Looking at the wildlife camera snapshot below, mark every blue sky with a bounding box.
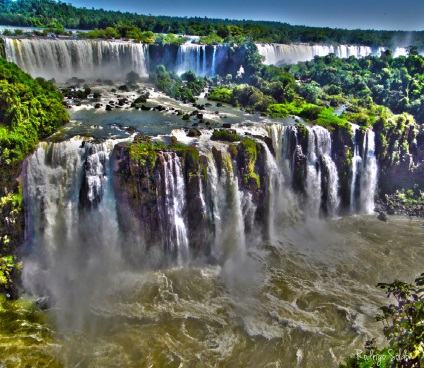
[69,0,424,31]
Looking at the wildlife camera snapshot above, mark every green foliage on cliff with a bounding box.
[0,58,69,185]
[238,137,260,188]
[211,129,241,142]
[129,135,165,167]
[0,57,68,294]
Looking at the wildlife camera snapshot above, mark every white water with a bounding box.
[211,46,217,76]
[305,126,340,216]
[360,130,378,214]
[349,124,362,213]
[176,44,208,76]
[4,38,149,81]
[23,138,122,330]
[158,152,190,264]
[256,43,411,66]
[349,126,378,214]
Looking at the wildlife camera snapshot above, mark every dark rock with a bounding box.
[377,211,388,222]
[187,128,202,137]
[192,123,199,127]
[197,114,203,119]
[216,102,223,107]
[94,103,102,109]
[141,105,151,111]
[205,103,212,107]
[222,123,232,129]
[105,105,113,111]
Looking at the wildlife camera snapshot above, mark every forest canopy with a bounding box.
[1,0,424,47]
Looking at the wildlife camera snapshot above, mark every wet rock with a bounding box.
[377,211,388,222]
[94,103,102,109]
[105,105,113,111]
[216,102,223,107]
[187,128,202,137]
[222,123,232,129]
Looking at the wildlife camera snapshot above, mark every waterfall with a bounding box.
[175,44,208,76]
[211,46,217,76]
[259,140,290,239]
[349,124,362,213]
[305,126,340,216]
[205,150,247,260]
[359,130,378,214]
[23,138,121,328]
[157,152,190,264]
[306,128,322,216]
[3,38,149,81]
[202,46,207,76]
[256,43,374,66]
[349,126,378,214]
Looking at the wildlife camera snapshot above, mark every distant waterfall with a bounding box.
[3,38,149,81]
[211,46,217,76]
[176,44,208,76]
[349,126,378,214]
[256,43,378,66]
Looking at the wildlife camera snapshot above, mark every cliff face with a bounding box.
[374,112,424,194]
[112,133,274,261]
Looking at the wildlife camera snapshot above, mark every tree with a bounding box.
[341,274,424,368]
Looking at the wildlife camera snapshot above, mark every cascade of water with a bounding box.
[3,38,149,81]
[202,46,206,76]
[23,139,120,328]
[259,140,286,239]
[349,124,362,213]
[175,44,209,76]
[256,43,374,66]
[205,149,247,259]
[305,127,322,216]
[196,46,201,75]
[211,46,217,76]
[348,126,378,214]
[158,152,190,264]
[359,130,378,214]
[305,126,340,216]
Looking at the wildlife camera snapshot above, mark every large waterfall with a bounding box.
[2,37,412,81]
[4,38,149,81]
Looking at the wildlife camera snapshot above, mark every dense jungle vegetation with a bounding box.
[0,56,69,295]
[1,0,424,47]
